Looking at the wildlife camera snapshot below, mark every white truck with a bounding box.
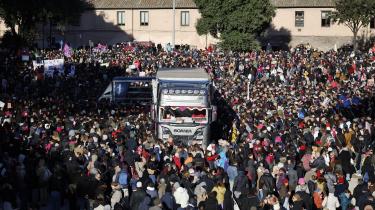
[152,68,217,148]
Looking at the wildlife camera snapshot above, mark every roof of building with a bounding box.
[90,0,197,9]
[90,0,336,9]
[271,0,336,8]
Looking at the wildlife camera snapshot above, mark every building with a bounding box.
[269,0,375,51]
[2,0,375,51]
[54,0,218,49]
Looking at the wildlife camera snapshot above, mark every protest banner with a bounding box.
[44,59,65,77]
[33,59,65,77]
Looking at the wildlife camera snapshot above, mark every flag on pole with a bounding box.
[64,43,72,58]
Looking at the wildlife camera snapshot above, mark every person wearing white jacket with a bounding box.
[322,193,340,210]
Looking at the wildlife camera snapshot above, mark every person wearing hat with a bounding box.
[295,178,309,194]
[146,182,158,199]
[129,181,146,210]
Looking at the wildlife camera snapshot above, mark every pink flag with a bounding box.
[64,43,72,58]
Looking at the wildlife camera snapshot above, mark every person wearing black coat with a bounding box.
[237,188,259,210]
[296,191,313,210]
[353,179,369,204]
[223,187,234,210]
[338,147,355,176]
[199,173,215,193]
[201,191,220,210]
[291,194,304,210]
[310,154,326,170]
[233,170,249,198]
[258,170,275,197]
[194,153,206,169]
[129,184,147,210]
[362,150,375,181]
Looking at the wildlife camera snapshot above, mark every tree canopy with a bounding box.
[194,0,275,51]
[331,0,375,50]
[0,0,91,47]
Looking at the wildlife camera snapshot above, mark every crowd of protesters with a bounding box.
[0,41,375,210]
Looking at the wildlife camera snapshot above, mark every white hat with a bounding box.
[136,181,142,188]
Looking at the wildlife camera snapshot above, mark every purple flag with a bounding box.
[64,43,72,58]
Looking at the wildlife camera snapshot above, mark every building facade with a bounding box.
[2,0,375,51]
[46,0,218,49]
[270,0,375,51]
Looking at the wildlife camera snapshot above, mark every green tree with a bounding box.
[331,0,375,51]
[0,0,91,47]
[44,0,91,33]
[194,0,275,51]
[0,0,42,44]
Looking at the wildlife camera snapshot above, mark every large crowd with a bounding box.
[0,41,375,210]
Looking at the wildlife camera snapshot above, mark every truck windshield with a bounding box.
[160,106,207,123]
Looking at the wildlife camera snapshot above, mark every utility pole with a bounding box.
[172,0,176,49]
[42,24,45,50]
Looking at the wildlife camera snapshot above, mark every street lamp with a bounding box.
[172,0,176,49]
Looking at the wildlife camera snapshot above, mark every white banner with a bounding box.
[33,59,65,77]
[44,59,64,77]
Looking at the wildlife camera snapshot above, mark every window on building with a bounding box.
[140,11,149,26]
[181,11,190,26]
[117,11,125,26]
[295,11,304,27]
[371,17,375,29]
[321,11,331,27]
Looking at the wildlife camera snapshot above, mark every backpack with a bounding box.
[118,170,128,187]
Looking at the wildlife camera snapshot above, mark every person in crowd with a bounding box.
[0,42,375,210]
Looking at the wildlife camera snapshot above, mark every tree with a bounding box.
[194,0,275,51]
[44,0,92,33]
[0,0,91,47]
[0,0,43,44]
[331,0,375,51]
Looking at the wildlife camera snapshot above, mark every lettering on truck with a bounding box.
[173,129,193,134]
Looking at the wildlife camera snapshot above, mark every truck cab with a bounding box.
[152,68,217,148]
